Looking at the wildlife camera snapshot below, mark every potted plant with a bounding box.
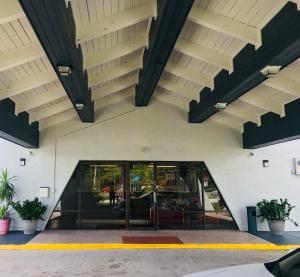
[257,198,298,235]
[12,198,47,234]
[0,169,16,235]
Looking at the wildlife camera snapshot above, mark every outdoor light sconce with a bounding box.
[142,147,150,153]
[75,102,85,110]
[39,187,49,198]
[214,102,227,111]
[57,64,72,76]
[260,65,281,78]
[20,158,26,166]
[263,160,269,167]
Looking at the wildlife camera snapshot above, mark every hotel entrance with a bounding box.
[47,161,237,230]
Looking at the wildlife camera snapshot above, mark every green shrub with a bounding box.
[12,198,47,221]
[257,198,298,227]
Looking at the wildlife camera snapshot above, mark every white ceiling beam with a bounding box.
[165,62,214,89]
[263,76,300,97]
[175,39,233,72]
[92,75,138,101]
[30,99,73,123]
[0,70,57,100]
[0,0,24,24]
[39,109,77,131]
[240,94,283,115]
[76,1,154,44]
[0,44,45,72]
[84,37,146,70]
[209,112,244,131]
[225,101,265,124]
[189,6,261,48]
[16,88,66,113]
[89,60,141,87]
[154,90,189,111]
[158,78,199,99]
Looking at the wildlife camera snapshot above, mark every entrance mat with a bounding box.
[122,236,183,244]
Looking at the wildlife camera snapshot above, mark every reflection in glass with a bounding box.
[129,163,154,228]
[156,165,204,229]
[47,161,236,230]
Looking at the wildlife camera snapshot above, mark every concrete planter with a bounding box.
[0,219,11,235]
[22,220,38,235]
[268,220,285,235]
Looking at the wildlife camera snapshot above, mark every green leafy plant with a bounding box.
[12,198,47,221]
[257,198,298,227]
[0,169,16,220]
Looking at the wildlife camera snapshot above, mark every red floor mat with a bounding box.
[122,236,183,244]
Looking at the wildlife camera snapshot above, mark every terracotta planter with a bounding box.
[0,219,11,235]
[22,220,37,235]
[268,220,285,235]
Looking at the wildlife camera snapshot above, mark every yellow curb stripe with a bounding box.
[0,244,299,251]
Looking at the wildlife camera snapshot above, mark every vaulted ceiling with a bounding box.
[0,0,299,148]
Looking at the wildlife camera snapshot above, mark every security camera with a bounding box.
[214,102,227,111]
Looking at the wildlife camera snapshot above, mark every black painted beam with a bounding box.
[0,99,39,148]
[243,98,300,149]
[189,2,300,123]
[19,0,94,122]
[135,0,194,106]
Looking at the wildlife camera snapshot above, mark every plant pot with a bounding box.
[268,220,285,235]
[22,220,37,235]
[0,219,11,235]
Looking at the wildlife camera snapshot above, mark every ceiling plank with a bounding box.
[158,78,198,99]
[89,60,140,88]
[92,75,138,101]
[19,0,94,122]
[189,5,261,48]
[0,98,39,148]
[0,70,57,100]
[264,76,300,97]
[84,37,146,70]
[165,62,213,88]
[76,1,154,44]
[175,39,233,72]
[30,99,73,123]
[135,0,195,106]
[0,43,44,72]
[0,0,24,24]
[240,93,283,115]
[189,3,300,123]
[16,88,65,113]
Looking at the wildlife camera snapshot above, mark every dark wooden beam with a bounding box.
[19,0,94,122]
[0,99,39,148]
[243,98,300,149]
[189,2,300,123]
[135,0,194,106]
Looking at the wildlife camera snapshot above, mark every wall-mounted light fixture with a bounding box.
[214,102,227,111]
[39,187,49,198]
[263,160,269,167]
[75,102,85,110]
[142,147,150,153]
[20,158,26,166]
[260,65,281,78]
[57,64,72,76]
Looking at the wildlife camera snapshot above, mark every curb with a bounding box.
[0,243,298,250]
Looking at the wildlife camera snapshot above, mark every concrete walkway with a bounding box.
[29,229,269,244]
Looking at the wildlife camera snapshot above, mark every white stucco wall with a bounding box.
[0,97,300,231]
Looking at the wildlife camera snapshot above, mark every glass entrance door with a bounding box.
[80,163,126,229]
[128,163,156,228]
[156,163,205,229]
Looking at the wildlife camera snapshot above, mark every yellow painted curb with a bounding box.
[0,243,299,251]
